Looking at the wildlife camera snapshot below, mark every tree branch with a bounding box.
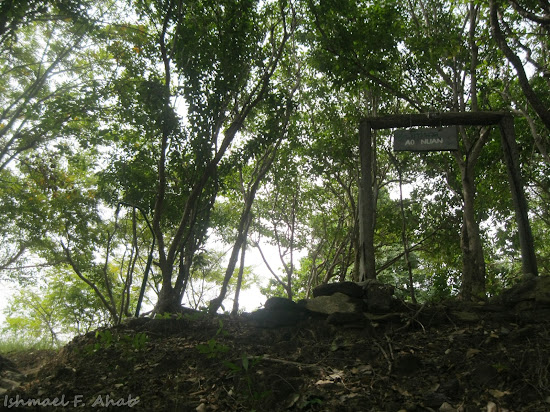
[489,0,550,131]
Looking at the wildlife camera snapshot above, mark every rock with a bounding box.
[247,297,312,328]
[310,280,396,314]
[264,296,305,312]
[499,277,537,305]
[358,279,395,313]
[535,276,550,305]
[497,275,550,310]
[312,282,364,299]
[326,312,370,328]
[247,308,307,328]
[265,297,312,317]
[305,292,365,315]
[439,402,459,412]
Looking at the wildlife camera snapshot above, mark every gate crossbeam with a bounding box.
[365,111,509,129]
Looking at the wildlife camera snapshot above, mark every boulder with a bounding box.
[357,278,395,295]
[247,308,306,328]
[358,279,395,313]
[535,276,550,305]
[312,281,364,299]
[247,296,312,328]
[305,292,365,315]
[264,296,308,313]
[497,275,550,310]
[326,312,370,328]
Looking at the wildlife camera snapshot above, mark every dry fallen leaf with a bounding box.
[486,401,509,412]
[285,393,300,408]
[439,401,457,412]
[328,373,343,382]
[391,384,412,397]
[488,389,510,398]
[352,364,373,374]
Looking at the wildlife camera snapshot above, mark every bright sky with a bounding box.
[0,280,13,325]
[0,244,275,332]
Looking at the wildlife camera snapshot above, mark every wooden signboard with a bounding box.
[393,127,458,152]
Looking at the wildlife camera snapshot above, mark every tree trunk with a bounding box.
[231,234,249,315]
[447,121,491,302]
[499,116,538,276]
[459,163,486,300]
[209,219,250,314]
[175,243,194,303]
[358,120,376,280]
[208,141,282,314]
[154,281,182,315]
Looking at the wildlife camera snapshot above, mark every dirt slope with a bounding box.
[2,300,549,412]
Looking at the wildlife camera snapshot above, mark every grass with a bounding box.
[0,337,60,354]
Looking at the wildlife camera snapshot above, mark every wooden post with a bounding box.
[358,120,376,280]
[499,116,538,276]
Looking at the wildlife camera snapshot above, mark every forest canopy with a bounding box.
[1,0,549,345]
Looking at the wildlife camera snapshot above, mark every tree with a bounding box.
[489,0,550,132]
[99,0,295,314]
[3,269,112,346]
[1,0,295,319]
[209,80,298,313]
[0,1,109,273]
[304,0,422,282]
[175,249,257,311]
[295,78,363,290]
[251,146,310,300]
[303,0,541,300]
[383,1,509,299]
[3,0,550,340]
[22,142,152,324]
